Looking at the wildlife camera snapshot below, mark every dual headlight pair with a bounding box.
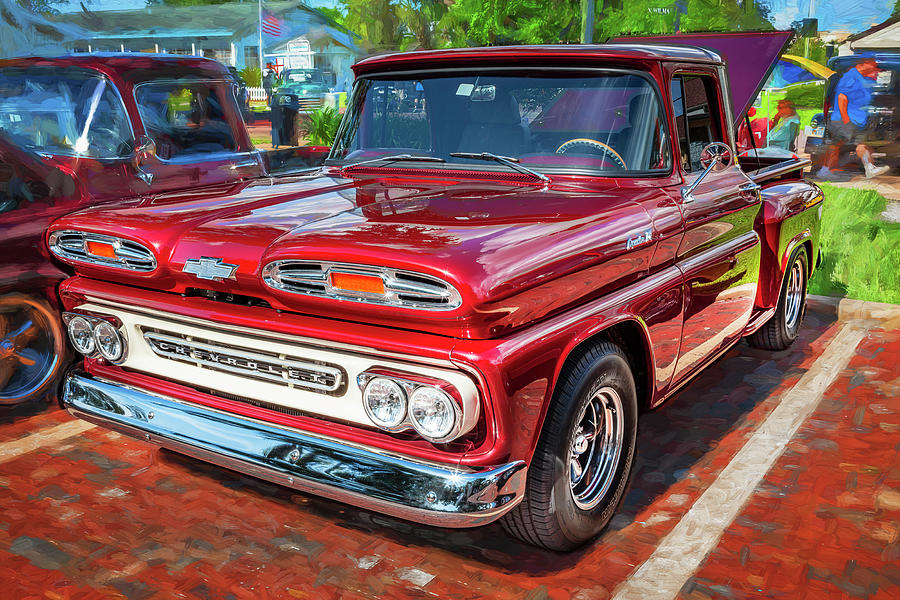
[63,313,126,363]
[359,371,464,443]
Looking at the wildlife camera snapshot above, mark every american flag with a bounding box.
[261,12,282,37]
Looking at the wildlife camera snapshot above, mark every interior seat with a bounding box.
[456,93,526,157]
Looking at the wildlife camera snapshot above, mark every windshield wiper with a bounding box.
[339,154,445,173]
[449,152,550,184]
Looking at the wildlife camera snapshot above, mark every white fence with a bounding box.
[248,86,268,102]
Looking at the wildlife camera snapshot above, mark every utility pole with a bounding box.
[581,0,595,43]
[258,0,264,74]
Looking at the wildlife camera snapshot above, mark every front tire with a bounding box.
[0,294,66,405]
[501,341,638,551]
[748,247,808,351]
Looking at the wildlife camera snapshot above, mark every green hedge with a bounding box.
[782,82,825,109]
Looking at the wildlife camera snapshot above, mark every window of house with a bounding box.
[670,74,723,172]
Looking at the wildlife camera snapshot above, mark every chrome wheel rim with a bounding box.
[569,386,624,510]
[0,300,60,403]
[784,258,805,332]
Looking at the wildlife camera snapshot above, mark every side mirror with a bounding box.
[681,142,733,203]
[132,134,156,186]
[699,142,732,171]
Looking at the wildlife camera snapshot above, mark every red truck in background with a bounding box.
[0,53,264,405]
[51,33,822,550]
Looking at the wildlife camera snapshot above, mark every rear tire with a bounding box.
[501,341,638,551]
[748,247,808,351]
[0,294,66,405]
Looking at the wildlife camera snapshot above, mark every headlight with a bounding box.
[279,95,293,105]
[409,386,458,441]
[363,377,407,430]
[93,321,124,362]
[67,316,95,355]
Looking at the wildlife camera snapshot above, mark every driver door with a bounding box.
[669,71,762,387]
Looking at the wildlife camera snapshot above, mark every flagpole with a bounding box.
[258,0,264,76]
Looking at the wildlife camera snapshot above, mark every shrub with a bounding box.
[240,65,262,88]
[783,82,825,109]
[300,106,342,146]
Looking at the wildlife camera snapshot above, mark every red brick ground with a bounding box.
[0,306,896,599]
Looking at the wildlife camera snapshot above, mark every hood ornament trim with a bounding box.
[183,257,239,281]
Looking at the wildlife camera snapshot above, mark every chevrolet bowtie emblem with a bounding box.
[183,257,238,281]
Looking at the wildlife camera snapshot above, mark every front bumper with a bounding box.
[63,372,526,528]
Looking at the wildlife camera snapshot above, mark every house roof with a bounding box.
[847,16,900,50]
[49,1,359,52]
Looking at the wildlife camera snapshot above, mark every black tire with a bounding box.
[0,294,67,405]
[501,341,638,551]
[748,246,809,351]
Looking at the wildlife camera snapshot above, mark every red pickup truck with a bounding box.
[0,54,263,405]
[51,34,822,550]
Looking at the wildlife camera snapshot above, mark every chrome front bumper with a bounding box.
[63,372,526,528]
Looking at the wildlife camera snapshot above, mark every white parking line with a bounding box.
[611,324,866,600]
[0,420,96,465]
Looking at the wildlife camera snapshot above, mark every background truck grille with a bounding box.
[261,261,462,311]
[143,329,345,394]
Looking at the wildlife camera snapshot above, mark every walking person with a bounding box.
[817,58,890,179]
[263,64,276,107]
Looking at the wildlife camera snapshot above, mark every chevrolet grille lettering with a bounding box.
[183,257,239,281]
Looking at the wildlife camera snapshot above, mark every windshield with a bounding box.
[331,71,671,175]
[283,70,324,85]
[0,67,132,159]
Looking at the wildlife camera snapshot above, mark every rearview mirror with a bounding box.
[681,142,733,203]
[132,134,156,186]
[699,142,732,172]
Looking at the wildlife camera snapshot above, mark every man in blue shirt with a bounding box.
[817,58,889,179]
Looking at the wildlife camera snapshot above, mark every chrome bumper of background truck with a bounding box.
[63,372,526,528]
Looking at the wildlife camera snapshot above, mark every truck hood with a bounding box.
[50,171,659,338]
[609,31,793,124]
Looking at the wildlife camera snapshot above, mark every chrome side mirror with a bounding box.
[132,134,156,186]
[681,142,733,203]
[699,142,732,171]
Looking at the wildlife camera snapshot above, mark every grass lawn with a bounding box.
[809,184,900,305]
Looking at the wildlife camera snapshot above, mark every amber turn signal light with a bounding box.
[329,272,386,295]
[86,241,117,259]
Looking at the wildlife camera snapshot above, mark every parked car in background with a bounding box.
[812,53,900,171]
[54,34,822,551]
[0,53,264,404]
[270,68,330,147]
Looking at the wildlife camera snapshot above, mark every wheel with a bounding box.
[501,341,638,551]
[748,246,808,351]
[0,294,66,405]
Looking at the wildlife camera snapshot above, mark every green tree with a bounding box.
[441,0,580,46]
[597,0,772,40]
[339,0,402,52]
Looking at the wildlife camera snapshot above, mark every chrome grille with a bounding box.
[297,97,323,111]
[143,330,345,394]
[261,261,462,311]
[48,230,156,272]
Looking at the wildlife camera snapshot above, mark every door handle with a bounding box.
[739,181,761,201]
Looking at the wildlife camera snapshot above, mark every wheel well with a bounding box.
[562,320,652,411]
[802,240,814,275]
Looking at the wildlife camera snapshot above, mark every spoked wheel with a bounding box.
[502,341,638,551]
[748,247,808,351]
[0,294,66,405]
[569,387,625,510]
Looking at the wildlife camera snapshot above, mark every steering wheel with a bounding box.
[555,138,628,170]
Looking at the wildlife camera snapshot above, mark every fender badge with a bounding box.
[626,229,654,251]
[183,257,238,281]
